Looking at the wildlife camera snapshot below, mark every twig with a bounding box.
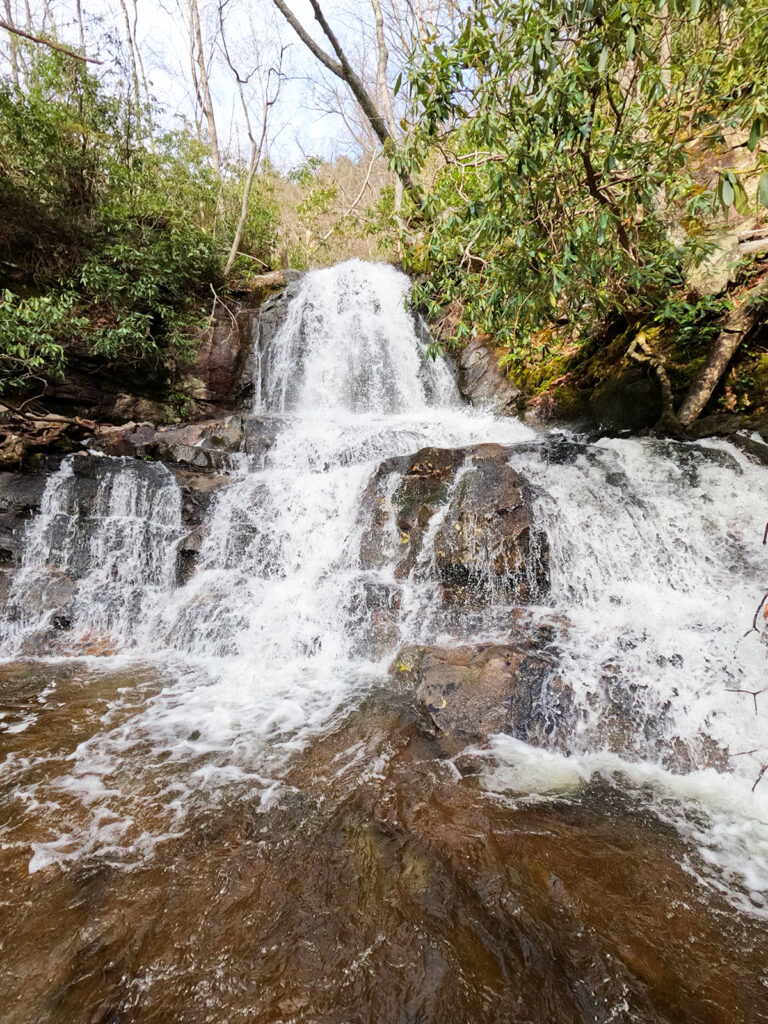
[753,763,768,792]
[725,687,767,714]
[744,590,768,636]
[209,284,238,326]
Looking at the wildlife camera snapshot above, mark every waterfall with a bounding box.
[2,456,182,654]
[3,260,768,914]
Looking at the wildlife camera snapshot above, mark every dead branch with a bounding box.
[725,687,767,714]
[677,273,768,427]
[0,18,102,62]
[743,589,768,637]
[0,398,95,428]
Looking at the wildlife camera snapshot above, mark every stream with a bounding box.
[1,260,768,1023]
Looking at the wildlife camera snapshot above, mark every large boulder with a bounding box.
[457,336,522,414]
[391,641,570,753]
[0,462,55,565]
[359,444,549,605]
[434,447,550,603]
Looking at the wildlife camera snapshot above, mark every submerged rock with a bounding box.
[391,641,569,753]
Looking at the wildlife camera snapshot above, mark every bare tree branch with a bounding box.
[0,18,102,62]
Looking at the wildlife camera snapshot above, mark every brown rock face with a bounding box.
[392,642,569,752]
[359,444,549,605]
[457,337,521,414]
[193,275,300,408]
[193,308,254,406]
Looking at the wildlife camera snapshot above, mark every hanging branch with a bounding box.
[0,19,102,62]
[270,0,420,200]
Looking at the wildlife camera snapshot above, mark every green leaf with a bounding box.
[690,0,700,14]
[393,71,403,96]
[626,26,636,56]
[732,178,750,216]
[721,177,734,208]
[748,118,763,152]
[759,171,768,209]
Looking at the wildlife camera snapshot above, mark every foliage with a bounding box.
[0,290,82,393]
[400,0,768,365]
[0,52,278,398]
[654,293,733,359]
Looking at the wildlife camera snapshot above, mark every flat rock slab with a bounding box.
[391,642,568,753]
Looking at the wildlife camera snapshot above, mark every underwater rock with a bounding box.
[391,641,569,753]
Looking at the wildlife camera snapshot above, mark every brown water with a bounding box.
[1,660,768,1024]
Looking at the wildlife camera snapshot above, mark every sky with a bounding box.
[0,0,390,168]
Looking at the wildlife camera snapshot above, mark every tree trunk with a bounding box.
[659,2,672,91]
[371,0,403,236]
[118,0,143,135]
[131,0,154,148]
[677,276,768,427]
[2,0,20,85]
[75,0,85,50]
[188,0,221,176]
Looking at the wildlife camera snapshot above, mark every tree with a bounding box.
[271,0,419,198]
[401,0,768,424]
[217,0,285,274]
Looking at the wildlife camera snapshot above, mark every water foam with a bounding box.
[2,261,767,914]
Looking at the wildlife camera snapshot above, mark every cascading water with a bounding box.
[3,261,768,1022]
[2,456,182,654]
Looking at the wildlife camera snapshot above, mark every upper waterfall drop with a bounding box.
[253,260,457,415]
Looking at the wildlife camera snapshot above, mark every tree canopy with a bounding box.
[399,0,768,364]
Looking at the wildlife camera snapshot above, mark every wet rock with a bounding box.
[3,567,77,640]
[730,431,768,466]
[359,446,459,579]
[391,642,570,753]
[92,414,280,470]
[434,447,549,603]
[347,580,403,659]
[457,337,521,414]
[243,276,304,410]
[0,463,55,565]
[359,444,549,605]
[193,275,301,408]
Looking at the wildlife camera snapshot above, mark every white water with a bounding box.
[2,259,768,914]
